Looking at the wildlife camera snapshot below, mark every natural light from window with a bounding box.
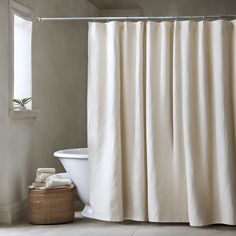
[14,14,32,109]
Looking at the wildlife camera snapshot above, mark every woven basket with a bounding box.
[28,186,75,224]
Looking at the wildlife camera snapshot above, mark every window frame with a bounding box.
[9,1,38,120]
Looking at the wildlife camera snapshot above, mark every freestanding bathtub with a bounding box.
[53,148,92,218]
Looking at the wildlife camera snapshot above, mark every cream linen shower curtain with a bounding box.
[88,20,236,226]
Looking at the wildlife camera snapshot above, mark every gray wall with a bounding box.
[140,0,236,16]
[0,0,98,224]
[31,0,98,177]
[0,0,34,224]
[0,0,11,213]
[90,0,236,16]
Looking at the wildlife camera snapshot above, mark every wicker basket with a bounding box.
[28,186,75,224]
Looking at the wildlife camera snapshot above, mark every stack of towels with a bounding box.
[29,168,73,190]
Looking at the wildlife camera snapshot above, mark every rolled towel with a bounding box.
[35,173,55,183]
[46,178,72,189]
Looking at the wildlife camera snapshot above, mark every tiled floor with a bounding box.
[0,213,236,236]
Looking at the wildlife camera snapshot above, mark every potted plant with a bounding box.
[12,97,32,110]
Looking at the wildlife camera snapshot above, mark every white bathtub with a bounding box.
[54,148,92,217]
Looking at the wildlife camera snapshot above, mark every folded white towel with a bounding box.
[37,168,56,174]
[46,179,72,188]
[29,184,74,190]
[46,172,71,181]
[32,182,46,187]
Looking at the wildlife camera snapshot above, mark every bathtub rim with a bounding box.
[54,148,88,159]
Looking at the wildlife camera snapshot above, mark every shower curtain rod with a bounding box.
[25,15,236,22]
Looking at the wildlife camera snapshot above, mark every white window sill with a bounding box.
[9,109,39,121]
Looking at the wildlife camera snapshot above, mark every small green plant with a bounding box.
[13,97,32,109]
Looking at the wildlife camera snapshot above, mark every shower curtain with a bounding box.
[88,20,236,226]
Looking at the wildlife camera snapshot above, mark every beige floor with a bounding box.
[0,213,236,236]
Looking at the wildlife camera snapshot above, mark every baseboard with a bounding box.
[0,199,28,224]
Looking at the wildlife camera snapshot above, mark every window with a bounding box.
[13,14,32,110]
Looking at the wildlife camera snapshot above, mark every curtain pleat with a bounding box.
[88,20,236,226]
